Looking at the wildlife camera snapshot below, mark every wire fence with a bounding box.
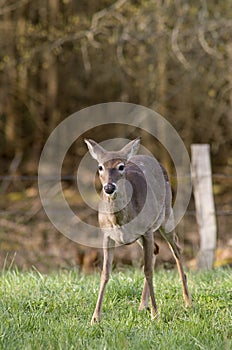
[0,173,232,217]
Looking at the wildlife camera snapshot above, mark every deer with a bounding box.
[84,137,192,324]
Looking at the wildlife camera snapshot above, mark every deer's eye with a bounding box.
[117,163,125,172]
[98,165,104,172]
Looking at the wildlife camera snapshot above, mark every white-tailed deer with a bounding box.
[85,138,192,324]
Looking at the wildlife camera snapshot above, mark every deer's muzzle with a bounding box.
[103,183,117,195]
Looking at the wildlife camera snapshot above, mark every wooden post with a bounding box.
[191,144,217,269]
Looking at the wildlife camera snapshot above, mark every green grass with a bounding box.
[0,267,231,350]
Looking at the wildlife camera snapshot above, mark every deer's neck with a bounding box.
[100,181,141,227]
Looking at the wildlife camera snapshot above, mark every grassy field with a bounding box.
[0,267,231,350]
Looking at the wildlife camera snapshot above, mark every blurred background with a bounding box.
[0,0,232,272]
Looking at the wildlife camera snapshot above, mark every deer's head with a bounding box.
[84,138,141,197]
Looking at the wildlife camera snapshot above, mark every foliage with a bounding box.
[0,0,232,173]
[0,267,231,349]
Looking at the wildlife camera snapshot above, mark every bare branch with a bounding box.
[198,0,223,59]
[116,40,135,78]
[1,151,23,194]
[85,31,101,49]
[91,0,127,31]
[171,17,191,70]
[0,0,31,16]
[81,40,91,74]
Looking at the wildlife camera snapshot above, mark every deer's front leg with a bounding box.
[139,239,159,311]
[141,230,158,319]
[91,236,115,324]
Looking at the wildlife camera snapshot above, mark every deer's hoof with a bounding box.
[90,314,101,325]
[151,308,159,321]
[138,304,150,312]
[185,298,193,308]
[139,302,150,311]
[151,312,159,321]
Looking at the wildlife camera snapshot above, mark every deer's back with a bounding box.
[126,154,169,201]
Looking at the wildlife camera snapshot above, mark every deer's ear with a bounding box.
[84,139,106,162]
[120,137,141,160]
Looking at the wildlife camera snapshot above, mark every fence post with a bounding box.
[191,144,217,269]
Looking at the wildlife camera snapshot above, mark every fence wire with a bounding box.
[1,174,232,217]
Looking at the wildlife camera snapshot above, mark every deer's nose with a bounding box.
[104,183,116,195]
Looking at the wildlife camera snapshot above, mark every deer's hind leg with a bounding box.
[159,227,192,308]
